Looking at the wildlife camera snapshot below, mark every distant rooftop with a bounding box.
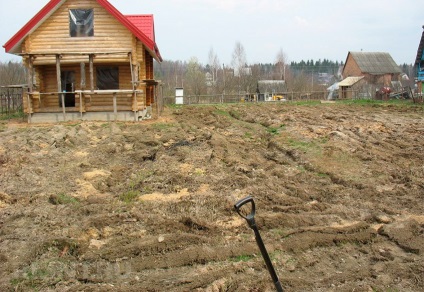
[349,52,402,75]
[338,76,364,87]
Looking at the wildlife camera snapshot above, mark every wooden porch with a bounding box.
[22,51,159,123]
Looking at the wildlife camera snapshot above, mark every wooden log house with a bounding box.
[3,0,162,122]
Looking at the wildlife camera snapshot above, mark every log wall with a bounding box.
[25,0,133,61]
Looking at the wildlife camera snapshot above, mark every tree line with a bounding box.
[0,61,26,86]
[155,43,346,97]
[0,42,416,98]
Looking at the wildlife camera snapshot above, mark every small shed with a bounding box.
[257,80,287,101]
[338,76,366,99]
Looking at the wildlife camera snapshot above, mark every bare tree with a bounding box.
[275,48,288,80]
[230,42,250,94]
[285,69,311,93]
[231,41,247,78]
[155,60,186,96]
[0,61,26,86]
[185,57,206,96]
[208,48,220,84]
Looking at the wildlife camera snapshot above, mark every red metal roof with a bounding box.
[3,0,162,61]
[126,15,155,43]
[3,0,64,54]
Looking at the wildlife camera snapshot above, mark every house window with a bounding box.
[96,67,119,90]
[69,9,94,37]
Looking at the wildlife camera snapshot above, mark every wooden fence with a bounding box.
[0,86,25,118]
[162,91,333,105]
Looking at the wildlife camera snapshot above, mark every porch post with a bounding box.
[89,54,94,92]
[79,91,83,119]
[80,62,86,90]
[113,92,117,121]
[26,55,34,123]
[80,62,86,117]
[129,52,137,121]
[56,54,66,121]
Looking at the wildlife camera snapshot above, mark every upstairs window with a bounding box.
[69,9,94,37]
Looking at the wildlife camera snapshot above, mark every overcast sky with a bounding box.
[1,0,422,66]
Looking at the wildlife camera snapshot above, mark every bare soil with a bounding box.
[0,102,423,292]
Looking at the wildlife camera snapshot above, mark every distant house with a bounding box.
[415,25,424,95]
[340,51,401,99]
[234,67,252,77]
[3,0,162,123]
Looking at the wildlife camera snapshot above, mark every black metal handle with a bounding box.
[234,195,255,221]
[234,196,284,292]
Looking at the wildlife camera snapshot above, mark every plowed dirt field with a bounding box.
[0,101,423,291]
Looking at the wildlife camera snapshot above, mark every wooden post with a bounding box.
[133,91,137,121]
[6,88,10,115]
[80,62,86,90]
[56,54,66,121]
[80,62,86,117]
[26,56,34,123]
[26,93,31,123]
[129,53,134,88]
[113,92,117,121]
[155,85,159,118]
[89,54,94,92]
[129,52,137,121]
[79,91,83,119]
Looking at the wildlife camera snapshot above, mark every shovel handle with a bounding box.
[234,196,284,292]
[234,196,256,221]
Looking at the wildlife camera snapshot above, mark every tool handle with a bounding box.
[253,228,284,292]
[234,195,256,221]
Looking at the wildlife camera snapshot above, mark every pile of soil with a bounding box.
[0,102,423,291]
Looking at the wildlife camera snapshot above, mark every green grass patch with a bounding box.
[48,193,79,205]
[338,98,420,107]
[316,172,329,178]
[228,110,241,119]
[288,139,315,151]
[213,108,231,117]
[166,104,183,109]
[120,170,155,203]
[289,100,322,106]
[10,258,71,290]
[119,190,140,203]
[152,123,176,131]
[270,228,292,238]
[231,254,255,262]
[286,135,328,155]
[0,110,25,120]
[267,124,285,135]
[244,132,253,139]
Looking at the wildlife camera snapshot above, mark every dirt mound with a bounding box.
[0,102,423,291]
